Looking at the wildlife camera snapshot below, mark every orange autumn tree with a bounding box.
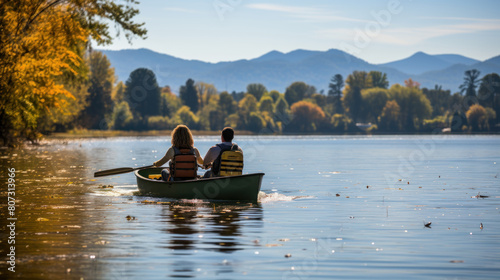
[288,101,326,132]
[0,0,146,145]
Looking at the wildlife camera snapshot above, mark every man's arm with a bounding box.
[203,146,220,168]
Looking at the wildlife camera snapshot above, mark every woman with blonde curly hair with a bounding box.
[153,125,204,180]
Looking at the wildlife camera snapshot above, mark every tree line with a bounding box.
[77,53,499,136]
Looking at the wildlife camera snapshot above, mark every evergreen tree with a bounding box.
[328,74,344,114]
[124,68,161,119]
[180,78,199,113]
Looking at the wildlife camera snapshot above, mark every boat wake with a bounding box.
[90,185,311,203]
[258,191,313,203]
[90,184,137,197]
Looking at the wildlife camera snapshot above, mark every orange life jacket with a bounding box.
[170,147,197,180]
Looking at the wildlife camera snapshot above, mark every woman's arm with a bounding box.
[194,148,204,165]
[154,147,174,167]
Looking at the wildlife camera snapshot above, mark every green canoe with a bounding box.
[135,167,264,201]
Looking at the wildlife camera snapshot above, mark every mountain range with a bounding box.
[100,48,500,94]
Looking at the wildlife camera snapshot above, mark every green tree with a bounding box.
[113,81,126,103]
[274,96,291,127]
[328,74,344,114]
[147,116,171,130]
[0,0,146,145]
[422,85,451,117]
[369,71,389,89]
[477,73,500,123]
[218,91,237,116]
[343,71,373,122]
[160,86,182,118]
[174,106,198,129]
[259,96,274,113]
[247,83,267,101]
[450,110,467,132]
[285,81,313,106]
[309,93,327,110]
[80,51,115,129]
[112,101,134,130]
[361,88,390,124]
[460,69,481,98]
[196,82,217,110]
[247,112,265,132]
[209,110,225,131]
[239,94,258,115]
[231,94,259,130]
[124,68,161,120]
[197,93,219,130]
[378,100,401,132]
[268,90,281,102]
[388,84,432,131]
[180,78,199,113]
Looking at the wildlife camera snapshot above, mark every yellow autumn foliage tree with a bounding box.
[0,0,146,145]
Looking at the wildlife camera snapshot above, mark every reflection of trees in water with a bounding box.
[161,202,263,253]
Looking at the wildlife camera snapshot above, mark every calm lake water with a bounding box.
[1,135,499,279]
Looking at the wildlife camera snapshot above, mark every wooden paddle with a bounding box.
[94,165,154,177]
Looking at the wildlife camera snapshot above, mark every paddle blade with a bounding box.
[94,167,134,177]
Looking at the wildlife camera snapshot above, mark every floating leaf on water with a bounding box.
[450,260,464,263]
[265,244,283,247]
[335,194,340,197]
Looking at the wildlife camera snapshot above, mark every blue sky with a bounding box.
[101,0,500,64]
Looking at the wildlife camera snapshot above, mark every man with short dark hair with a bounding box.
[203,127,243,177]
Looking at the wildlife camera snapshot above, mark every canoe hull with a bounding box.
[135,168,264,201]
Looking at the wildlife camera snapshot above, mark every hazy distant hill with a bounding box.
[378,51,479,75]
[100,48,500,93]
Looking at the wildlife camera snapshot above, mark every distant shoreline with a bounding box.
[45,129,500,140]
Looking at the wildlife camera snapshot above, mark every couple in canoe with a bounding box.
[153,125,243,181]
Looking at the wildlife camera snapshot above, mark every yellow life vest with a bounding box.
[215,144,243,176]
